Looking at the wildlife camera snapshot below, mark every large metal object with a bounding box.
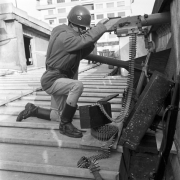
[119,71,174,150]
[154,76,180,180]
[104,12,170,35]
[86,12,171,69]
[79,102,112,129]
[153,1,180,179]
[86,49,171,74]
[79,94,118,129]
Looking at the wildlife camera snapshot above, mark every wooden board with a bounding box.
[0,143,121,171]
[0,170,83,180]
[0,63,125,180]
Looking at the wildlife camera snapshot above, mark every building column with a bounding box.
[14,20,27,72]
[170,0,180,75]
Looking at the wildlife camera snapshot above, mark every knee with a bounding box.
[73,81,84,92]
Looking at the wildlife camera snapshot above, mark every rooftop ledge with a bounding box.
[0,3,53,34]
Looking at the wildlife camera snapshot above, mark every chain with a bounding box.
[89,133,117,160]
[77,133,117,168]
[95,97,130,123]
[91,33,137,124]
[77,33,137,173]
[91,124,119,141]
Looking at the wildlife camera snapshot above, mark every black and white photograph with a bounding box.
[0,0,178,180]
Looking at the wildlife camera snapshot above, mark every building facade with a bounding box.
[36,0,136,57]
[0,3,52,72]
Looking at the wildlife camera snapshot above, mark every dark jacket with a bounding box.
[41,23,106,91]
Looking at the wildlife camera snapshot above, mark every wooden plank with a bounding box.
[0,78,127,82]
[37,91,124,97]
[0,90,32,94]
[0,81,127,85]
[0,160,119,180]
[0,170,83,180]
[0,115,123,153]
[0,143,121,171]
[19,95,122,104]
[0,126,123,152]
[0,84,126,89]
[0,103,122,113]
[0,61,125,179]
[79,77,125,80]
[0,127,86,149]
[0,87,42,106]
[0,75,119,80]
[0,88,124,93]
[0,111,122,122]
[0,116,85,130]
[0,110,121,121]
[0,89,124,95]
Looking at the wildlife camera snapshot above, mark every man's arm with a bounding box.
[62,24,106,52]
[81,45,95,59]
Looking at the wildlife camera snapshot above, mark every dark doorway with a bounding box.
[23,35,33,66]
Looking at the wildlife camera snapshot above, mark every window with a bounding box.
[58,8,66,13]
[57,0,65,3]
[107,13,114,18]
[96,4,103,9]
[91,14,94,20]
[47,0,52,5]
[59,18,67,23]
[106,2,114,8]
[118,12,125,17]
[83,4,94,10]
[48,9,53,15]
[96,14,104,19]
[117,1,125,7]
[49,20,55,25]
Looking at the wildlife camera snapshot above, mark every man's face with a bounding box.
[70,23,88,35]
[78,26,87,34]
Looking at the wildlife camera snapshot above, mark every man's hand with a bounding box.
[102,17,122,32]
[97,18,109,25]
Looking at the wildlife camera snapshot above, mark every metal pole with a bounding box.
[14,0,17,7]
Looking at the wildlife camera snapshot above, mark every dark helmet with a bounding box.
[67,5,91,28]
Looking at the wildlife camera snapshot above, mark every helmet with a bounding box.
[67,5,91,28]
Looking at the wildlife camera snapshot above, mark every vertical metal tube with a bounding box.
[170,0,180,76]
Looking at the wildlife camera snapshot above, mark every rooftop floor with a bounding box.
[0,60,127,180]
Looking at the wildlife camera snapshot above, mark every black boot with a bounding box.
[16,103,51,122]
[59,103,82,138]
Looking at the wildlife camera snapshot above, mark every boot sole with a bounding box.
[59,130,83,138]
[16,103,37,122]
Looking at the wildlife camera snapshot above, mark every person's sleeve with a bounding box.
[62,23,106,52]
[81,45,95,59]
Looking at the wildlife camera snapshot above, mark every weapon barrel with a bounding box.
[141,12,170,27]
[85,54,142,71]
[85,54,129,70]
